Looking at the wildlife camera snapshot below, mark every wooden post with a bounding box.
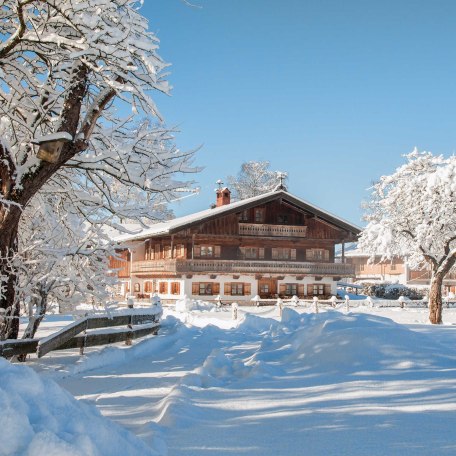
[125,314,133,346]
[277,298,283,317]
[341,241,345,264]
[345,295,350,313]
[80,319,89,355]
[232,303,238,320]
[313,296,319,314]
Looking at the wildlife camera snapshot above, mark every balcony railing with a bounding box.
[239,223,307,237]
[131,259,354,276]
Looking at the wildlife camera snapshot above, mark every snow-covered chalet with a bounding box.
[110,187,361,303]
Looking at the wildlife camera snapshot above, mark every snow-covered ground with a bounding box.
[6,302,456,455]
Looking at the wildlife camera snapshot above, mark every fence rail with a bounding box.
[0,309,161,359]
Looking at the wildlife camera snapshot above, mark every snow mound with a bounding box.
[175,296,216,312]
[248,309,451,375]
[0,359,157,456]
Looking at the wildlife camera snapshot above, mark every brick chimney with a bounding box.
[216,187,231,207]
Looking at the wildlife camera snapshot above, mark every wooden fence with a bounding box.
[0,309,161,359]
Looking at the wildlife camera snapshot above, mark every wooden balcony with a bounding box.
[238,223,307,237]
[131,259,354,277]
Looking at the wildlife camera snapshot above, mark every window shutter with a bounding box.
[192,283,199,294]
[279,284,286,295]
[259,248,265,259]
[194,245,201,257]
[155,244,161,259]
[298,284,305,296]
[307,285,313,296]
[291,249,296,260]
[244,283,251,295]
[213,283,220,294]
[272,248,278,260]
[324,284,332,295]
[215,245,221,258]
[224,283,231,295]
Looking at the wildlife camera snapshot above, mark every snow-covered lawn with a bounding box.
[6,304,456,455]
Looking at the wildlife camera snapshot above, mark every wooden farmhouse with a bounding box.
[110,188,361,303]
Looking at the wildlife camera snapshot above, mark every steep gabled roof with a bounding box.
[115,189,361,242]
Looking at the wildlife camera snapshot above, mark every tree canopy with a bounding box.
[359,149,456,323]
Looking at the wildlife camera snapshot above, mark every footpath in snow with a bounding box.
[14,304,456,455]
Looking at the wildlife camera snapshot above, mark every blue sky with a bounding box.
[142,0,456,225]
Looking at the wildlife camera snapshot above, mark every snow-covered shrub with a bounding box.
[362,282,424,300]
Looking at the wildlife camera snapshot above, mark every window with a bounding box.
[192,282,220,296]
[307,284,330,296]
[145,240,151,260]
[134,283,140,292]
[224,282,251,296]
[159,282,168,294]
[144,282,153,293]
[201,245,213,257]
[163,245,172,259]
[390,262,396,271]
[306,249,330,261]
[272,248,296,260]
[279,283,303,297]
[171,282,180,295]
[231,283,244,295]
[174,244,185,258]
[155,244,161,259]
[259,283,269,294]
[255,208,265,222]
[277,214,289,224]
[240,247,264,259]
[194,245,221,258]
[239,210,249,222]
[286,284,298,296]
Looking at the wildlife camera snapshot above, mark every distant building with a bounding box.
[344,248,456,294]
[110,188,360,303]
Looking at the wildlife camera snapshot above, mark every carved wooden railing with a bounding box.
[131,259,354,276]
[238,223,307,237]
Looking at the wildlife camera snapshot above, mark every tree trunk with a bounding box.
[429,273,444,324]
[0,204,22,339]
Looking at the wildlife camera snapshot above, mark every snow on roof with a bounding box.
[114,189,361,242]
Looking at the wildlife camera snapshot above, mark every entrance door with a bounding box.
[258,278,277,299]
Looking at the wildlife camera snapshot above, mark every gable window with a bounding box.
[277,214,289,224]
[255,208,265,223]
[239,210,249,222]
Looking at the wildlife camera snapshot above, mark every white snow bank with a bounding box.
[0,359,157,456]
[175,296,216,312]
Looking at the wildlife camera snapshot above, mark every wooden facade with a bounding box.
[110,189,360,302]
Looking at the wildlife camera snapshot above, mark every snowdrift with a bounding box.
[0,358,157,456]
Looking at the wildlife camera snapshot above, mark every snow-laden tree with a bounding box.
[0,1,197,338]
[11,193,120,342]
[359,150,456,324]
[227,161,287,200]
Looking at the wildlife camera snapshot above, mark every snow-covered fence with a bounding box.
[0,309,161,359]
